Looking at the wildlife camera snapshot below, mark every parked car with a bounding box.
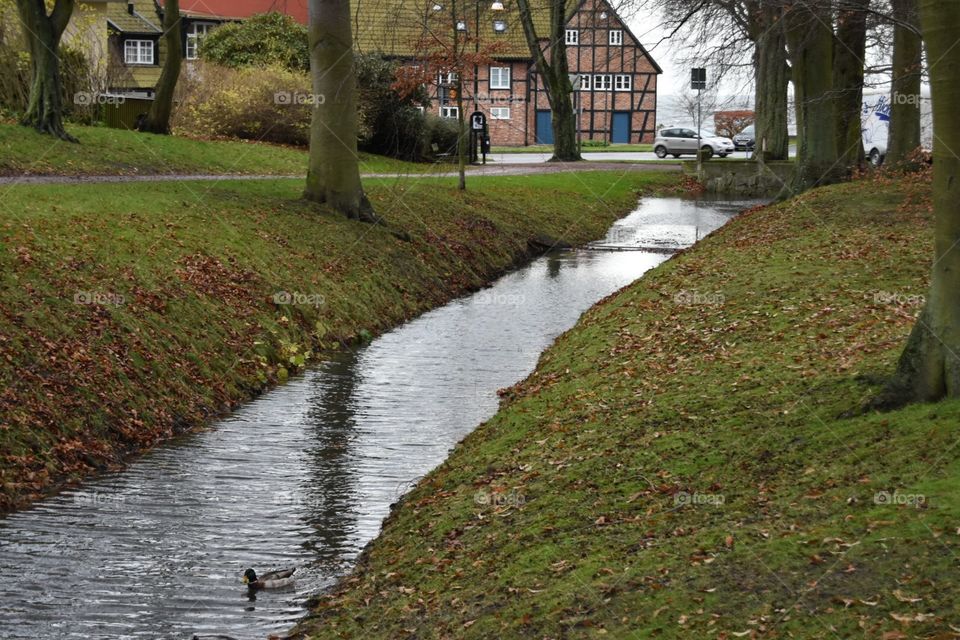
[733,124,755,151]
[654,128,735,159]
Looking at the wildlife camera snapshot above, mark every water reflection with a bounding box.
[0,196,760,639]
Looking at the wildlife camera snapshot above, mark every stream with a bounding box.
[0,196,758,639]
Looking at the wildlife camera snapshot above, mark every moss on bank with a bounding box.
[0,170,680,510]
[294,169,960,638]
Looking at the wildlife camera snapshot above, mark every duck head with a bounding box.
[242,568,257,585]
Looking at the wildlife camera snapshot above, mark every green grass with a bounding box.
[293,169,960,639]
[0,123,426,177]
[0,169,682,510]
[491,143,654,154]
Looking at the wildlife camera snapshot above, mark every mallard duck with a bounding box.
[242,567,296,589]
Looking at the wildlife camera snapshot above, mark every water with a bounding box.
[0,196,758,639]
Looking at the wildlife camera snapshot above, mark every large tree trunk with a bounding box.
[516,0,581,162]
[139,0,181,134]
[750,2,789,161]
[874,0,960,408]
[16,0,76,141]
[304,0,374,220]
[887,0,923,166]
[783,2,840,192]
[833,0,867,172]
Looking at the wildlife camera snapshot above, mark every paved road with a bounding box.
[0,161,680,186]
[486,146,796,164]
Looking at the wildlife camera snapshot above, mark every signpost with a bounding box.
[691,68,707,177]
[469,111,488,164]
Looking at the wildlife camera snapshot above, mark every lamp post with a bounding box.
[568,73,582,155]
[470,0,504,163]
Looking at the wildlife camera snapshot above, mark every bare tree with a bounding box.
[515,0,581,161]
[886,0,922,165]
[139,0,181,134]
[304,0,375,220]
[875,0,960,406]
[15,0,76,141]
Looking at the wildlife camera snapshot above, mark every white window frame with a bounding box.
[609,29,623,45]
[441,106,459,119]
[489,66,510,90]
[493,20,507,33]
[490,107,511,120]
[438,71,458,85]
[456,20,467,31]
[185,22,214,60]
[593,74,612,91]
[578,75,591,91]
[614,74,632,91]
[124,39,154,65]
[565,29,579,45]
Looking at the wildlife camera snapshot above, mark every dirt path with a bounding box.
[0,162,679,186]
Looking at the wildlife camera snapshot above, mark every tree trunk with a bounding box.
[833,0,867,172]
[304,0,375,220]
[887,0,923,166]
[452,0,467,190]
[874,0,960,409]
[16,0,76,142]
[139,0,181,134]
[515,0,581,162]
[750,2,789,161]
[783,2,840,192]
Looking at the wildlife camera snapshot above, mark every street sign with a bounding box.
[691,68,707,91]
[471,111,486,131]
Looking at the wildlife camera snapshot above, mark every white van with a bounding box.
[861,88,932,166]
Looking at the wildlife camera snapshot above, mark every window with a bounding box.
[609,29,623,45]
[565,29,579,45]
[441,106,459,119]
[490,107,511,119]
[124,39,154,65]
[614,74,632,91]
[438,71,458,85]
[578,75,591,91]
[493,20,507,33]
[592,74,612,91]
[456,20,467,31]
[185,22,213,60]
[490,66,510,89]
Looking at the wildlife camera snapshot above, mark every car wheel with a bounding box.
[869,148,883,166]
[718,153,728,158]
[654,146,668,159]
[700,145,714,160]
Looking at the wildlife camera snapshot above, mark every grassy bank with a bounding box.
[295,169,960,638]
[0,124,423,177]
[0,169,681,510]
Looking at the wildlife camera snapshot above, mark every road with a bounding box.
[484,146,796,164]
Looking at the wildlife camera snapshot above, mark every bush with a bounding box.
[200,12,309,72]
[424,115,460,157]
[172,62,312,146]
[355,53,433,160]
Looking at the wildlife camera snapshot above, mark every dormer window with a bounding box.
[493,20,507,33]
[456,20,467,31]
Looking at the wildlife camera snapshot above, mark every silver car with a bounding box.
[654,128,735,159]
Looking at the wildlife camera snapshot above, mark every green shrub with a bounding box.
[355,53,433,160]
[200,12,309,72]
[424,115,460,157]
[172,62,312,146]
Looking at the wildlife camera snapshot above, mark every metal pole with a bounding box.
[696,87,702,177]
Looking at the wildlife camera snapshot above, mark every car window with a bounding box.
[662,129,676,137]
[742,125,754,135]
[680,129,694,138]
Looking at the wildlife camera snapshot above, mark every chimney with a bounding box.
[127,2,135,15]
